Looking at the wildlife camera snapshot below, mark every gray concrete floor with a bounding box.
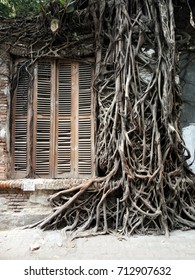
[0,228,195,259]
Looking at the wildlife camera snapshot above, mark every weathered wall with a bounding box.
[0,179,84,229]
[0,188,52,229]
[0,47,10,180]
[0,49,53,230]
[180,52,195,173]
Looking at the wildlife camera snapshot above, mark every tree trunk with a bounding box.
[31,0,195,237]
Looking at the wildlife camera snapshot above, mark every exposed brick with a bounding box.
[0,189,31,212]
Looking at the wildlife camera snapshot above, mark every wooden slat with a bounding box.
[14,63,29,175]
[35,61,51,176]
[71,62,79,177]
[57,62,72,176]
[35,119,50,175]
[79,63,92,115]
[15,63,29,116]
[78,63,93,176]
[37,61,51,116]
[78,118,92,174]
[58,63,72,115]
[57,120,71,174]
[14,118,27,172]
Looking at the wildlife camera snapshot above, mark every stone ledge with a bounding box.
[0,212,51,230]
[0,178,87,191]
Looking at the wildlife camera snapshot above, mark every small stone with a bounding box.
[30,243,40,251]
[66,240,76,248]
[54,255,59,259]
[57,242,62,247]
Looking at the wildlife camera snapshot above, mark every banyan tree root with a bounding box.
[30,0,195,237]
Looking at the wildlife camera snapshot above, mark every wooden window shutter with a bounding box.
[35,61,52,177]
[56,61,94,178]
[78,63,93,176]
[12,59,94,179]
[12,63,29,178]
[57,62,72,176]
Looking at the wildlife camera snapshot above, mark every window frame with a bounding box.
[11,58,95,179]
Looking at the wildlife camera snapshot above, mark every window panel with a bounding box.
[36,119,51,175]
[35,61,51,176]
[78,63,93,176]
[58,63,72,115]
[14,118,27,172]
[37,61,51,115]
[78,118,92,175]
[13,63,29,176]
[57,62,72,176]
[57,120,71,174]
[79,63,92,116]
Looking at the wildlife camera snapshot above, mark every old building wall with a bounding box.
[180,52,195,173]
[0,48,10,180]
[0,178,85,229]
[0,188,52,230]
[0,50,90,229]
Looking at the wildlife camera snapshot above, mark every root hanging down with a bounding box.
[30,0,195,237]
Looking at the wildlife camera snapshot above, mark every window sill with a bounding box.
[0,178,88,191]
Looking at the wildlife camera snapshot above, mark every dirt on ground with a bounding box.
[0,228,195,260]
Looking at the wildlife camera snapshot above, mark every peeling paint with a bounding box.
[182,123,195,173]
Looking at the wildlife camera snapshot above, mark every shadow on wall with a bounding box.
[180,52,195,173]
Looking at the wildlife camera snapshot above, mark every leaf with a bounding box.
[66,5,74,13]
[59,0,67,6]
[59,0,67,5]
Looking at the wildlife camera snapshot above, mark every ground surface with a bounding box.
[0,228,195,260]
